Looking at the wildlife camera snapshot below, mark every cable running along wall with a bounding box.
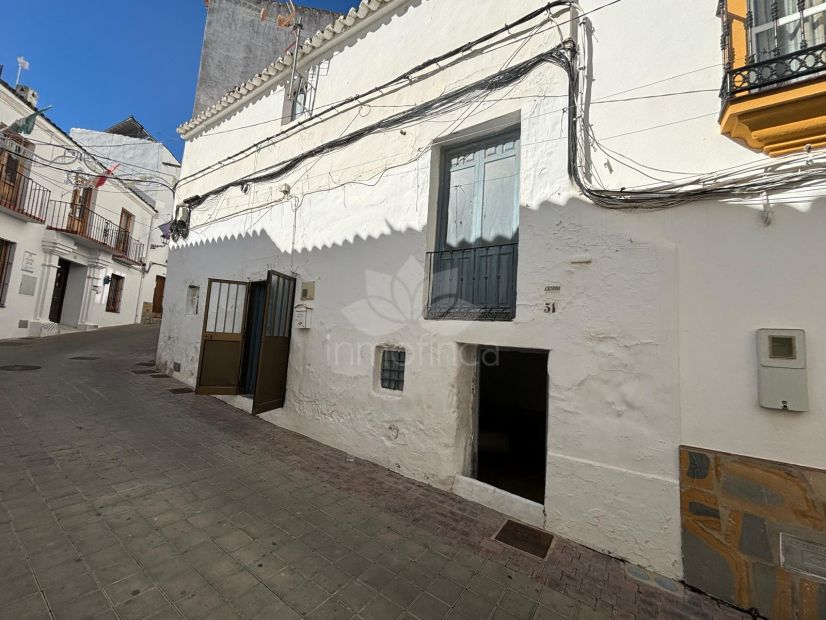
[173,1,826,239]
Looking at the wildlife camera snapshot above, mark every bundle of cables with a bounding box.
[174,0,826,224]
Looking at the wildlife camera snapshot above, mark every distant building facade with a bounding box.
[193,0,338,116]
[0,80,175,339]
[71,118,180,323]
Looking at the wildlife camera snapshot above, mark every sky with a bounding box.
[0,0,355,161]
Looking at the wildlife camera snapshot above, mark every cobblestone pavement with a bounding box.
[0,326,748,620]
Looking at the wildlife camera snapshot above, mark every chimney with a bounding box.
[15,84,39,108]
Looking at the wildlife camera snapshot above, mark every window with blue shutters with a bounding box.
[426,128,520,321]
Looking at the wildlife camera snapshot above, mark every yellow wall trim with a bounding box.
[720,77,826,155]
[719,1,826,155]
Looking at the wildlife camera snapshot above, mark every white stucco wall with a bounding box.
[69,128,179,316]
[0,85,159,338]
[0,213,44,336]
[158,0,826,579]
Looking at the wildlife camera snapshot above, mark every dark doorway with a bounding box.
[195,272,295,415]
[475,347,548,503]
[48,259,70,323]
[239,281,267,396]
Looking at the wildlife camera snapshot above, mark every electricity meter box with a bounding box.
[757,329,808,412]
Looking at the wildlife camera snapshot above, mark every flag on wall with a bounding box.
[7,105,52,135]
[95,163,121,188]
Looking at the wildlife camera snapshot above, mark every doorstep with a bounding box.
[213,394,253,414]
[452,474,546,528]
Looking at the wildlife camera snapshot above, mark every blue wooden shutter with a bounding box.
[440,130,520,250]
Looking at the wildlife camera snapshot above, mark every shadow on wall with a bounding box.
[155,192,826,582]
[158,190,826,382]
[156,223,430,380]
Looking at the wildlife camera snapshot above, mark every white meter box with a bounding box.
[757,329,808,412]
[294,305,312,329]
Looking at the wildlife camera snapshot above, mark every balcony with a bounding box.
[718,1,826,155]
[47,201,144,265]
[425,242,517,321]
[0,162,51,223]
[722,43,826,97]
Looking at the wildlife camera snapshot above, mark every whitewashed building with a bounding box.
[71,118,180,323]
[159,1,826,615]
[0,79,170,339]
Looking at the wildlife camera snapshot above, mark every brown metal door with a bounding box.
[152,276,165,314]
[195,279,249,395]
[48,259,70,323]
[252,270,296,415]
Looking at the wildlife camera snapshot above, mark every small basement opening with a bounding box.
[475,347,548,503]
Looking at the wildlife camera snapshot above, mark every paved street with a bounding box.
[0,326,747,620]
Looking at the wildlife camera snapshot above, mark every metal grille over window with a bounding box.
[106,275,124,313]
[380,349,406,392]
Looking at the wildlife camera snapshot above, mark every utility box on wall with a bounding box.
[757,329,808,412]
[295,305,312,329]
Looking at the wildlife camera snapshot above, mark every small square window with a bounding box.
[380,349,406,392]
[769,335,796,360]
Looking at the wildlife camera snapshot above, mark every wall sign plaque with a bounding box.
[781,533,826,581]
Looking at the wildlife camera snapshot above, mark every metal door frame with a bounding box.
[195,278,251,395]
[252,269,296,415]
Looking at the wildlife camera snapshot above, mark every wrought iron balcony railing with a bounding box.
[722,42,826,98]
[0,162,51,223]
[425,242,517,321]
[718,0,826,99]
[47,200,144,264]
[112,228,145,265]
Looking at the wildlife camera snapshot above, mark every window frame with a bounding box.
[435,127,521,252]
[106,274,124,313]
[0,238,16,308]
[285,60,326,124]
[749,0,826,61]
[116,208,134,255]
[378,347,406,392]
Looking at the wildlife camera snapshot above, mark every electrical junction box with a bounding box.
[294,305,312,329]
[757,329,808,412]
[301,281,315,301]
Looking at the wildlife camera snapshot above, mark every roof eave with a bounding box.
[178,0,401,140]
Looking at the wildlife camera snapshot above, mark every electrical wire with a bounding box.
[179,46,579,211]
[174,0,583,189]
[1,146,176,192]
[174,0,826,235]
[175,4,723,192]
[22,166,158,232]
[22,136,180,182]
